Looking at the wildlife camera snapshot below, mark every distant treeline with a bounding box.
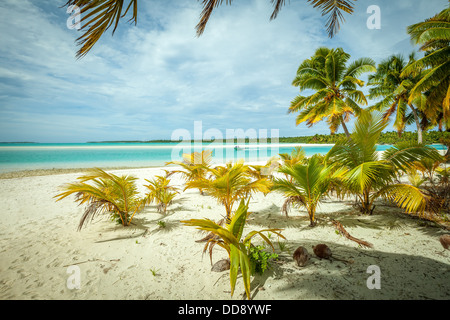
[91,131,449,145]
[279,131,450,145]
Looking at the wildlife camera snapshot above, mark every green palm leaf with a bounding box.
[182,199,284,299]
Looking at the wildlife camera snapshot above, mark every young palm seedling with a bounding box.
[54,168,143,230]
[181,199,285,300]
[143,175,179,215]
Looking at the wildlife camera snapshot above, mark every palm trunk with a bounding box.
[409,105,423,144]
[308,207,316,227]
[225,202,232,223]
[340,116,351,139]
[119,211,127,226]
[359,190,374,215]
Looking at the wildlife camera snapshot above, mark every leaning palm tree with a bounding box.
[368,54,427,143]
[181,199,285,300]
[54,168,143,230]
[272,155,345,226]
[185,161,272,221]
[289,47,376,138]
[325,111,442,216]
[64,0,357,58]
[402,5,450,130]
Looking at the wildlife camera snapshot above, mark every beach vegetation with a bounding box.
[184,161,272,221]
[368,53,427,143]
[181,199,285,300]
[166,150,213,195]
[54,168,143,230]
[403,6,450,131]
[157,220,167,228]
[143,175,179,214]
[248,157,280,182]
[278,146,306,166]
[325,111,443,216]
[272,154,346,226]
[289,47,376,138]
[248,245,279,276]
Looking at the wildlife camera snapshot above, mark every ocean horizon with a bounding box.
[0,142,446,173]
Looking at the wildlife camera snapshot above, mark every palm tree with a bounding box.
[54,168,143,230]
[325,111,442,216]
[143,175,179,214]
[278,146,306,167]
[272,155,345,226]
[289,47,376,138]
[402,5,450,130]
[184,161,272,221]
[368,54,427,143]
[64,0,357,58]
[181,199,285,300]
[166,150,213,195]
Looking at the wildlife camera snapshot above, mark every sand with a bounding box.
[0,165,449,300]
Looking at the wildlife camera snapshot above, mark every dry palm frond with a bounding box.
[281,195,305,217]
[65,0,138,58]
[331,219,373,248]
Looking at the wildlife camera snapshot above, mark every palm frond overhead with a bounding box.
[196,0,356,37]
[65,0,138,58]
[307,0,356,38]
[66,0,357,57]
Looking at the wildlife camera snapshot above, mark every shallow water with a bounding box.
[0,142,445,173]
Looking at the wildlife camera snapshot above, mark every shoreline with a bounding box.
[0,143,336,150]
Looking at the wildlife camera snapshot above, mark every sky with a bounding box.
[0,0,448,143]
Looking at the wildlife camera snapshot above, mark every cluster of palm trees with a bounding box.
[289,6,450,144]
[54,168,180,230]
[54,125,446,298]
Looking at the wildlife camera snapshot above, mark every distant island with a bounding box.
[89,130,449,146]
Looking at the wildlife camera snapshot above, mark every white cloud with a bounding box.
[0,0,448,142]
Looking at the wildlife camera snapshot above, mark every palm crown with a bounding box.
[184,161,272,221]
[368,54,427,143]
[289,47,376,137]
[402,5,450,129]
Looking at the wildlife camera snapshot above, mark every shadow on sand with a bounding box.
[245,238,450,300]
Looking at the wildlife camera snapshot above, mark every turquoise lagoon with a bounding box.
[0,142,446,173]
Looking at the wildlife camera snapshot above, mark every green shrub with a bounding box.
[248,245,279,275]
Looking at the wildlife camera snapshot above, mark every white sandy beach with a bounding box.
[0,164,449,300]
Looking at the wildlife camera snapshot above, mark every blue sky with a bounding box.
[0,0,448,143]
